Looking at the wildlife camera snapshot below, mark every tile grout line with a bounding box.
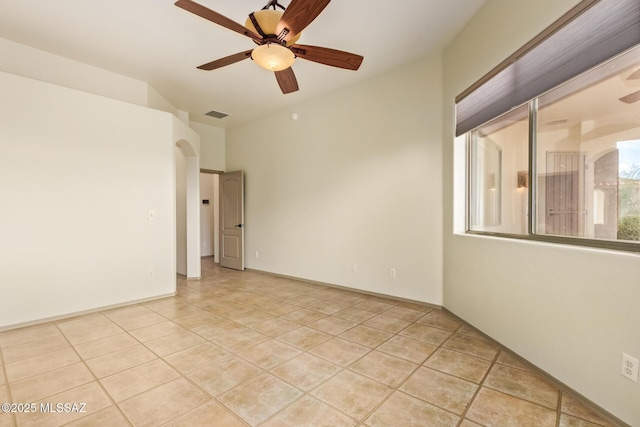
[154,290,280,426]
[187,266,628,426]
[260,330,372,425]
[4,265,621,427]
[51,321,135,427]
[343,311,447,424]
[66,307,201,424]
[252,277,460,420]
[337,315,486,425]
[190,291,299,426]
[158,303,258,426]
[283,310,455,425]
[0,342,18,427]
[172,365,252,427]
[104,299,233,426]
[476,363,567,416]
[556,391,563,427]
[212,283,464,425]
[387,322,472,425]
[205,320,347,425]
[179,279,382,426]
[456,342,502,426]
[189,273,504,425]
[113,305,237,427]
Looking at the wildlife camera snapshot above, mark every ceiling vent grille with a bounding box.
[205,110,229,119]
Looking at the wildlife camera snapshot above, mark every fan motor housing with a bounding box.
[245,10,301,46]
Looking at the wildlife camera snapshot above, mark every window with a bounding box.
[461,0,640,251]
[536,54,640,243]
[466,44,640,250]
[469,105,529,235]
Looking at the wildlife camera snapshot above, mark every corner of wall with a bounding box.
[189,121,226,172]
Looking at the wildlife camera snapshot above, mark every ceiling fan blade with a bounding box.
[175,0,262,42]
[627,68,640,80]
[275,67,299,94]
[275,0,330,43]
[197,50,253,71]
[620,90,640,104]
[292,44,363,70]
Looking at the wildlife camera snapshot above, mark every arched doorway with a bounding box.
[175,138,201,279]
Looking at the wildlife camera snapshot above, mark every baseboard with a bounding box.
[0,292,176,332]
[246,268,441,311]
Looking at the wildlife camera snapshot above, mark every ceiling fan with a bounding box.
[620,68,640,104]
[175,0,364,94]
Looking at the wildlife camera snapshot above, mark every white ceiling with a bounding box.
[0,0,485,128]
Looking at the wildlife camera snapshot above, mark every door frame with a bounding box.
[200,169,223,264]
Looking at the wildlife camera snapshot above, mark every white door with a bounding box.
[219,170,245,270]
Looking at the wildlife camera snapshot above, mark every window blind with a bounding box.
[455,0,640,136]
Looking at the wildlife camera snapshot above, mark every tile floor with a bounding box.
[0,261,623,426]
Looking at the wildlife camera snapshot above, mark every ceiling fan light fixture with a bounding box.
[176,0,362,94]
[245,9,301,46]
[252,43,295,71]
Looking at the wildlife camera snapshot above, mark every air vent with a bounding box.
[205,110,229,119]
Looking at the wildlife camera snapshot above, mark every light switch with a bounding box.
[148,210,156,220]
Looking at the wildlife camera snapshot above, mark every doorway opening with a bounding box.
[200,170,221,264]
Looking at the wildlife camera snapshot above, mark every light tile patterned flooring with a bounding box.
[0,261,622,426]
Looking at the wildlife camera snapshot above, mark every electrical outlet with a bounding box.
[621,353,639,382]
[148,269,154,278]
[389,267,397,278]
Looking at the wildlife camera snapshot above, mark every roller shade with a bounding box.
[455,0,640,136]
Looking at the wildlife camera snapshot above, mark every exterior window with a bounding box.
[536,48,640,242]
[460,0,640,251]
[469,105,529,234]
[467,45,640,249]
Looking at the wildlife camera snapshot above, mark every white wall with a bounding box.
[0,37,148,107]
[174,120,202,280]
[0,70,182,328]
[190,121,225,172]
[148,85,182,119]
[0,36,190,127]
[226,54,443,304]
[442,0,640,424]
